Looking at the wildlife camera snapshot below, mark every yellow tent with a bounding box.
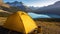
[3,11,37,34]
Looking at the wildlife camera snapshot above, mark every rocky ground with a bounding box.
[35,20,60,34]
[0,17,7,26]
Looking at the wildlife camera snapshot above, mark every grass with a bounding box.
[35,19,60,34]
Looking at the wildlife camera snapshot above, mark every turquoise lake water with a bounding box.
[28,13,60,18]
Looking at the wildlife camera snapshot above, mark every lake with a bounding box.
[28,13,60,18]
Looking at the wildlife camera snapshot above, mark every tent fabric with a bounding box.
[3,11,37,34]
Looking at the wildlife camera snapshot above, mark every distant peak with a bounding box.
[6,1,23,4]
[54,1,60,5]
[55,1,60,3]
[20,2,23,4]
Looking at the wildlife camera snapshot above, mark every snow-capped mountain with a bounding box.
[34,1,60,15]
[6,1,32,12]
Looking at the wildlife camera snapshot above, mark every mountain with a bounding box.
[34,1,60,15]
[29,6,39,10]
[6,1,32,12]
[0,1,32,17]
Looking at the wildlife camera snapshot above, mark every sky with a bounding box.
[4,0,60,7]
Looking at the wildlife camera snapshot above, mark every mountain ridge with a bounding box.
[6,1,32,12]
[34,1,60,15]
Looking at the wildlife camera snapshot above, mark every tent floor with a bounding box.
[0,26,23,34]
